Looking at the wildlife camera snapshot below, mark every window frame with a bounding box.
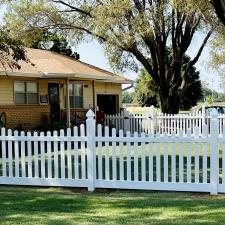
[65,83,84,109]
[14,81,40,105]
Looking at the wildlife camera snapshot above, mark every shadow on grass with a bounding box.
[0,186,225,225]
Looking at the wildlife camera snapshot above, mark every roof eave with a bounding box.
[0,71,133,83]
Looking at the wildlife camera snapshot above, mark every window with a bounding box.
[65,84,83,108]
[14,81,39,104]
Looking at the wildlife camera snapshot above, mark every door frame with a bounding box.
[48,82,61,123]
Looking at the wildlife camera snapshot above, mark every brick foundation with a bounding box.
[0,105,50,129]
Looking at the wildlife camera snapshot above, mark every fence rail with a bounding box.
[0,109,224,195]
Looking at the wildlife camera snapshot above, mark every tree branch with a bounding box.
[52,0,93,18]
[210,0,225,26]
[128,44,160,85]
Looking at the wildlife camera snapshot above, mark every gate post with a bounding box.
[86,109,96,192]
[210,108,219,195]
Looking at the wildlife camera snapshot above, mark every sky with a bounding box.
[0,6,222,92]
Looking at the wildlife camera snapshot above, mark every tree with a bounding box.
[0,28,27,69]
[4,0,213,113]
[122,91,135,104]
[19,29,80,59]
[210,0,225,26]
[134,69,159,107]
[135,54,203,110]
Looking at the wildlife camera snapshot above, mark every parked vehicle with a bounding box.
[196,105,225,115]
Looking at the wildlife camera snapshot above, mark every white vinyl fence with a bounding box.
[104,108,225,135]
[0,109,225,194]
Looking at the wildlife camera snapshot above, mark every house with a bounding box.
[0,48,133,129]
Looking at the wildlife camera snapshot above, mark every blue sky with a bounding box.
[0,7,222,92]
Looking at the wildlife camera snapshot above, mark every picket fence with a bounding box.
[104,108,225,135]
[0,109,225,194]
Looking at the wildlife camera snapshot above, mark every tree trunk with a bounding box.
[159,91,181,114]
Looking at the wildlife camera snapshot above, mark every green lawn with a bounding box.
[0,186,225,225]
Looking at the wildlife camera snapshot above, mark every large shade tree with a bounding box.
[135,54,203,110]
[4,0,214,113]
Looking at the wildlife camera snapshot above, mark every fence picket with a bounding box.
[80,125,86,179]
[202,125,208,183]
[156,133,161,182]
[223,126,225,184]
[14,130,19,178]
[141,132,146,181]
[149,133,153,182]
[34,132,39,178]
[112,128,117,180]
[171,131,176,183]
[186,129,192,183]
[60,130,65,179]
[105,126,110,180]
[194,127,200,184]
[1,128,6,177]
[73,127,79,179]
[97,124,103,180]
[20,131,26,178]
[40,132,45,178]
[67,128,72,179]
[8,129,13,177]
[126,131,131,181]
[163,132,168,183]
[179,131,184,183]
[134,132,139,181]
[47,131,52,179]
[119,130,124,181]
[27,132,32,178]
[53,131,58,179]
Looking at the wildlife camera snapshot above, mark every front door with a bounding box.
[97,94,118,115]
[48,83,61,123]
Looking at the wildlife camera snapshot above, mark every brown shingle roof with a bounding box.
[0,48,133,83]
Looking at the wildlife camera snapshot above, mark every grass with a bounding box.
[1,186,225,225]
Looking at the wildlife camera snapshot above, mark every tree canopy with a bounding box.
[4,0,214,113]
[17,29,80,59]
[0,28,27,69]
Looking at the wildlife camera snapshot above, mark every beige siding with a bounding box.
[0,77,122,109]
[0,78,14,105]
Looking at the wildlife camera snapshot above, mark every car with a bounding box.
[196,105,225,115]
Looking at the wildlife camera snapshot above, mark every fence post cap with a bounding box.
[210,108,218,117]
[86,109,95,118]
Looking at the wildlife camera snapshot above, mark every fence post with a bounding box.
[86,109,96,192]
[149,105,156,134]
[124,109,130,133]
[210,108,219,195]
[202,104,206,125]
